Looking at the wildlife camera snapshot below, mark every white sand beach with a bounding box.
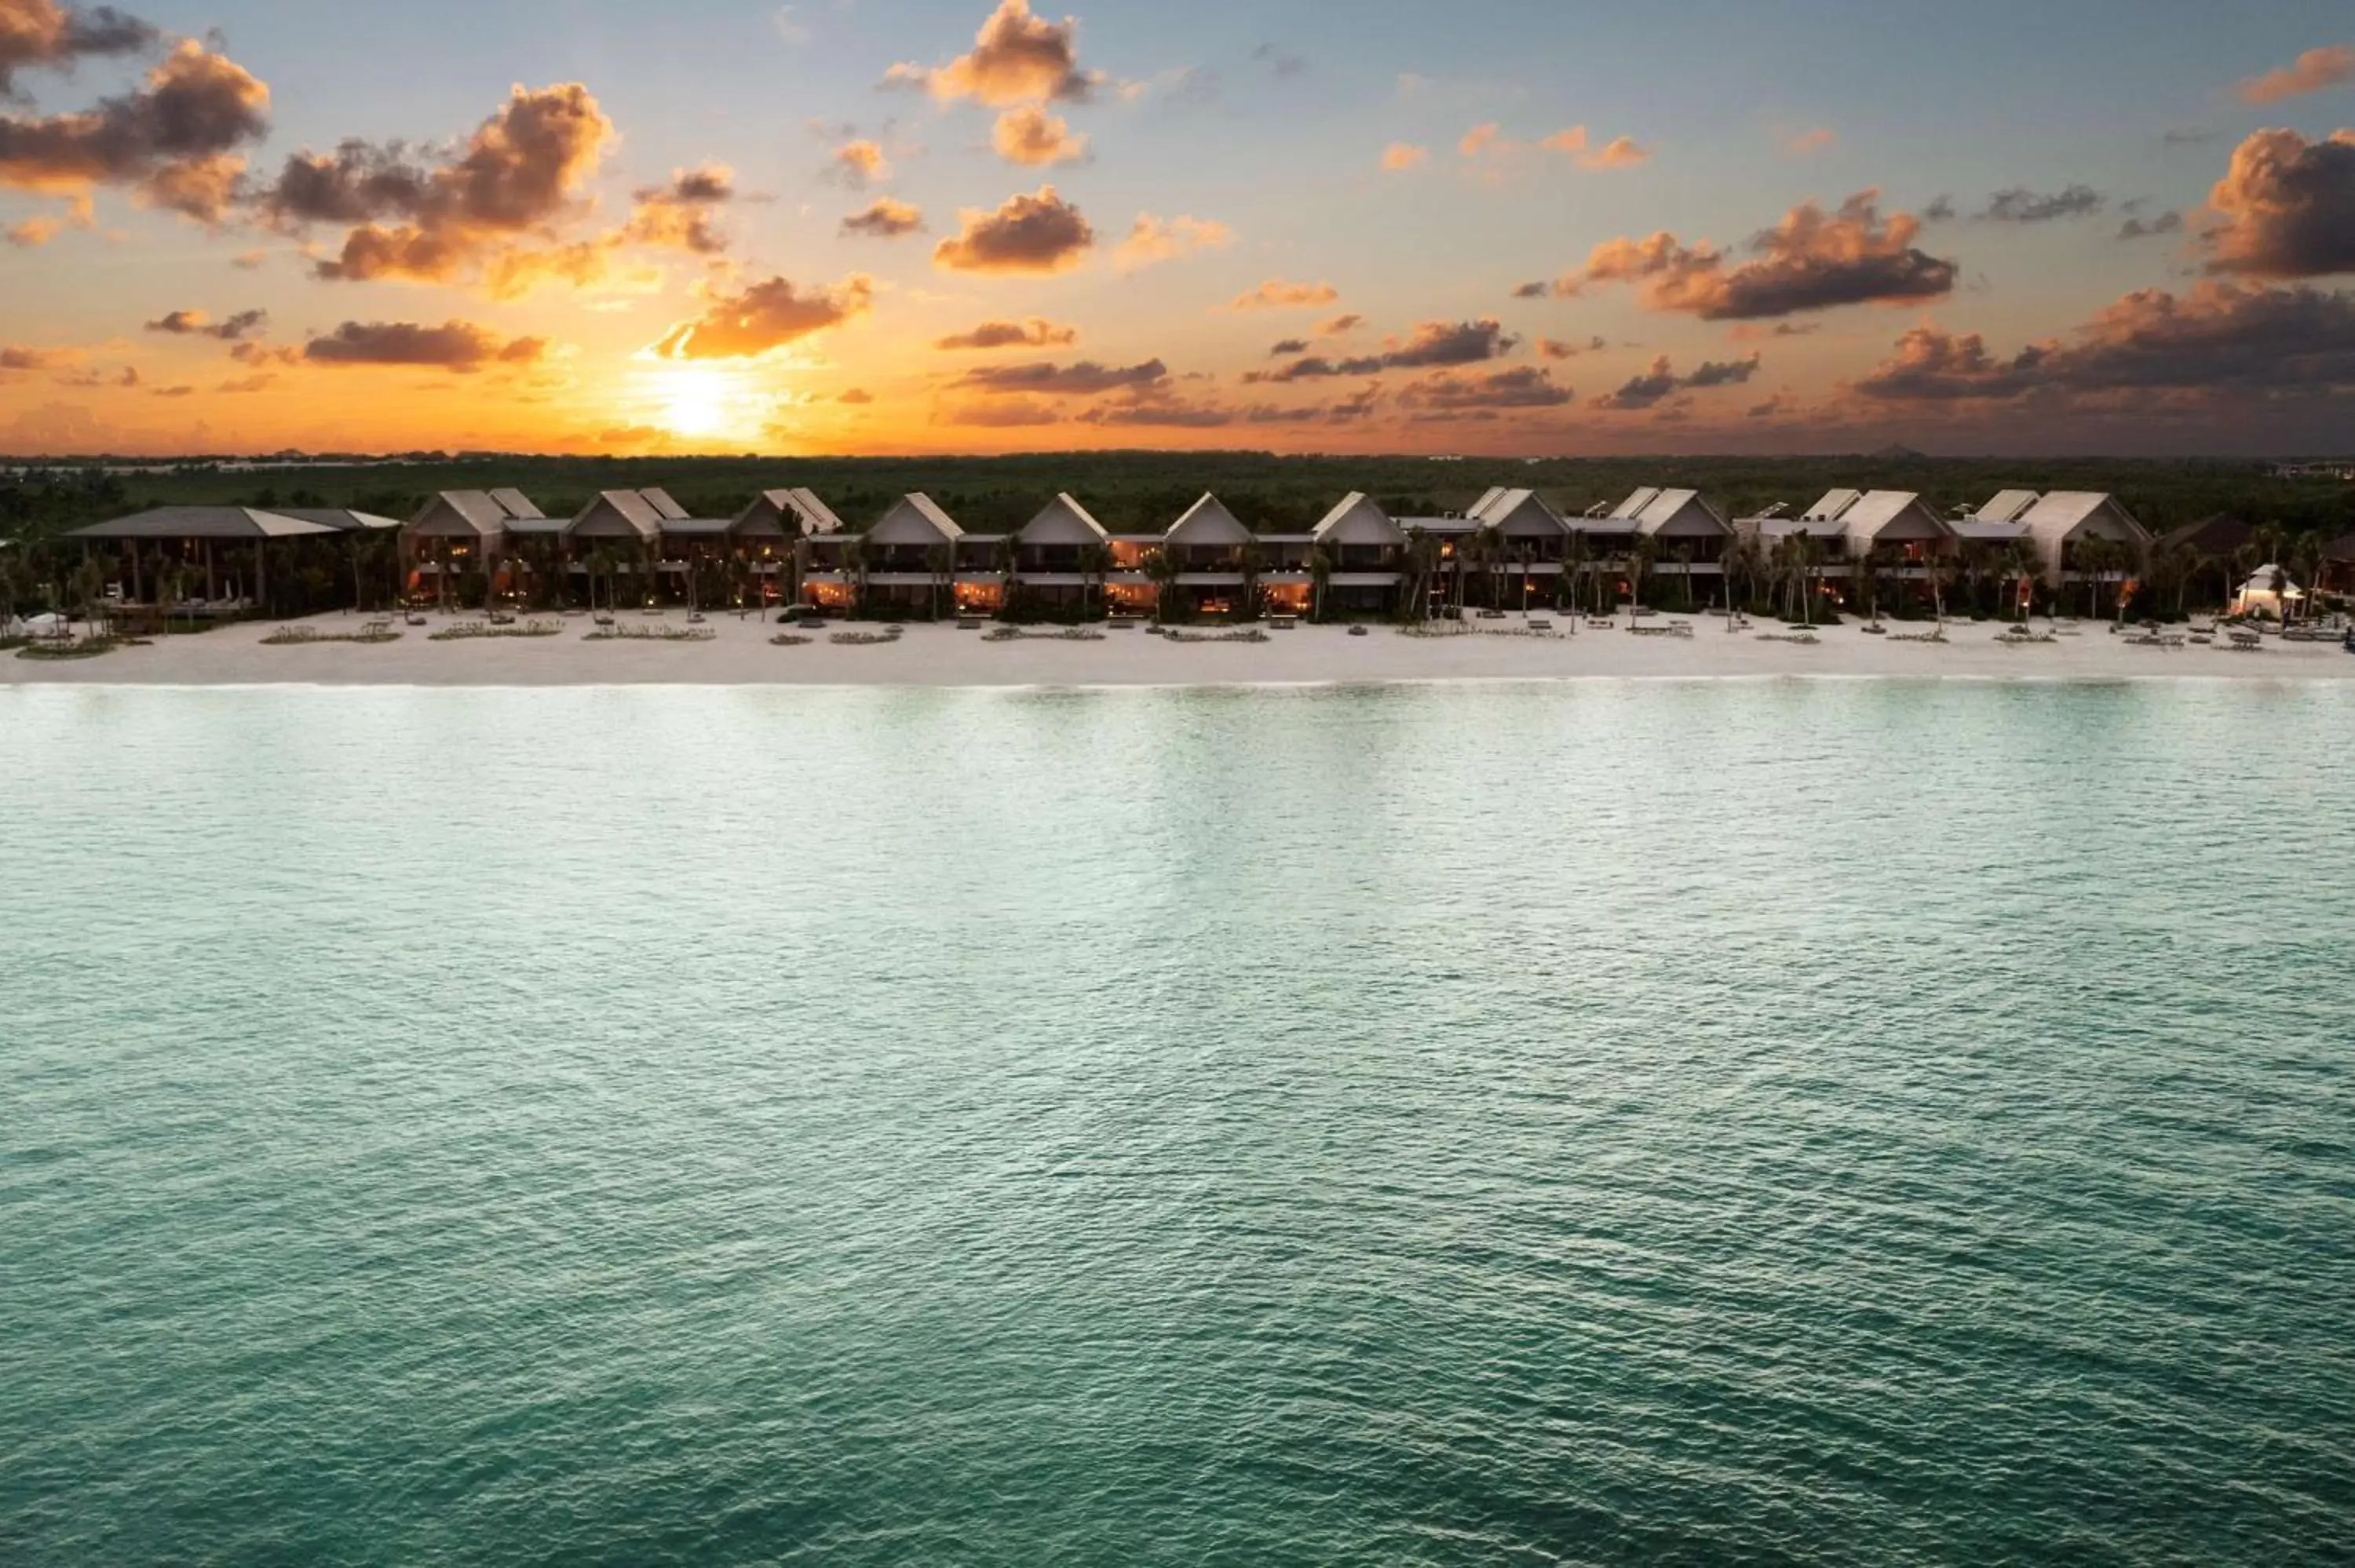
[8,611,2353,687]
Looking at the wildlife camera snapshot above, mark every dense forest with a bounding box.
[5,450,2353,545]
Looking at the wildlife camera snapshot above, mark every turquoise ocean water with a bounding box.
[3,680,2352,1565]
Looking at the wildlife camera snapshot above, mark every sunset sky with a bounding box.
[3,0,2353,458]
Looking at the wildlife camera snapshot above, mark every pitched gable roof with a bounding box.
[1803,488,1864,522]
[1020,493,1109,545]
[1313,492,1408,545]
[487,487,544,520]
[1975,489,2040,523]
[1633,488,1731,536]
[69,506,340,542]
[1608,486,1663,521]
[640,487,690,522]
[1167,493,1251,545]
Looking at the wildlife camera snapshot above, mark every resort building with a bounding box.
[401,489,544,597]
[1973,490,2152,588]
[816,493,962,614]
[1606,487,1735,596]
[1162,494,1254,619]
[66,505,349,611]
[1010,494,1110,614]
[1311,493,1410,617]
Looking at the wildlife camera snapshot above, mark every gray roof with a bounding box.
[422,490,513,533]
[69,506,340,541]
[274,508,404,532]
[1949,518,2032,542]
[1975,489,2040,523]
[640,487,690,522]
[487,488,544,520]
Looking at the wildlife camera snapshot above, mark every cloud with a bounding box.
[2118,210,2185,241]
[0,344,79,370]
[1244,317,1517,381]
[1922,194,1957,222]
[1269,337,1308,356]
[1464,122,1647,172]
[886,0,1097,106]
[1727,320,1821,341]
[828,138,890,188]
[652,272,873,359]
[933,315,1076,349]
[933,184,1093,273]
[623,163,736,253]
[1510,280,1549,299]
[1320,312,1362,334]
[0,38,269,221]
[2203,128,2355,279]
[838,387,873,404]
[1593,352,1760,410]
[1252,44,1306,78]
[953,356,1166,394]
[1381,142,1428,173]
[144,307,266,340]
[304,319,547,370]
[991,104,1085,166]
[0,1,157,97]
[1580,190,1955,319]
[1538,335,1606,359]
[1114,211,1232,272]
[1398,366,1572,411]
[841,196,925,237]
[1582,135,1649,170]
[1784,127,1836,156]
[229,341,299,367]
[1851,280,2355,400]
[1229,277,1339,310]
[1459,122,1503,158]
[215,373,274,393]
[1978,184,2105,223]
[772,5,811,46]
[258,82,615,288]
[936,398,1062,427]
[2236,45,2354,104]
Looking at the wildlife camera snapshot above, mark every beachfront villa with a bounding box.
[1163,494,1256,620]
[1973,490,2152,589]
[1311,493,1410,617]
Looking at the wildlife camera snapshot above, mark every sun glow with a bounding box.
[656,363,735,440]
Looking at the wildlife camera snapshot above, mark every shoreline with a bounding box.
[8,611,2353,689]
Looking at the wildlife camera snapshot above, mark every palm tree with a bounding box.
[926,542,952,620]
[1143,545,1180,625]
[1404,529,1441,624]
[1671,543,1695,613]
[1237,539,1265,621]
[840,534,869,618]
[1561,530,1590,625]
[1080,540,1110,620]
[1626,536,1656,629]
[1308,543,1333,622]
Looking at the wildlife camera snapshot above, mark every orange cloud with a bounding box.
[934,317,1077,349]
[831,139,891,188]
[1583,135,1649,170]
[842,196,925,237]
[304,320,546,370]
[2203,128,2355,279]
[0,39,269,219]
[1114,212,1232,272]
[886,0,1098,106]
[652,274,874,359]
[1229,278,1340,311]
[2236,45,2354,104]
[1580,191,1954,319]
[992,105,1086,166]
[933,184,1094,274]
[1459,122,1503,158]
[1381,142,1429,172]
[1784,127,1837,156]
[261,82,615,290]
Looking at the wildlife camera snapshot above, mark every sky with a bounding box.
[2,0,2353,458]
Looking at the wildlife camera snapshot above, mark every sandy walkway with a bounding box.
[8,611,2353,687]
